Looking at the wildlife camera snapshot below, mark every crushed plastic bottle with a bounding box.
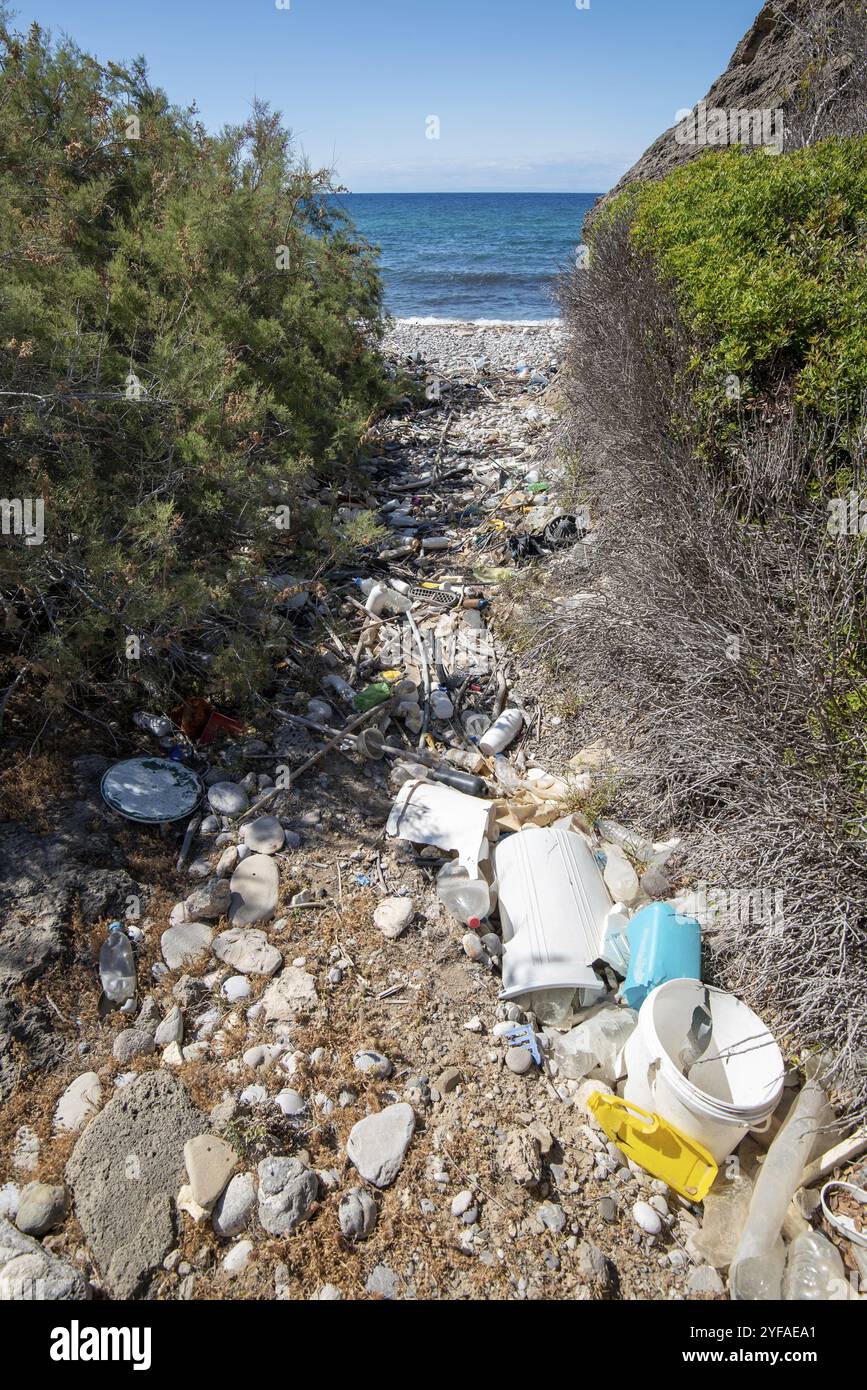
[397,700,424,734]
[783,1230,849,1301]
[322,674,356,701]
[729,1073,834,1300]
[546,1005,638,1084]
[599,842,640,904]
[493,754,523,796]
[595,817,654,863]
[132,711,174,739]
[437,861,490,927]
[462,711,490,740]
[99,921,136,1004]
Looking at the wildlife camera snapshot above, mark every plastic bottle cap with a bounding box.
[468,916,482,930]
[108,921,123,933]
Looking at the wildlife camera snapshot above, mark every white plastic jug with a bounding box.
[494,828,611,1005]
[478,708,523,756]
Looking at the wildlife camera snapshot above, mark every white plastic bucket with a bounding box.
[623,978,784,1164]
[494,828,610,1002]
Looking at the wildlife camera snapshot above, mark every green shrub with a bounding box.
[0,13,393,716]
[596,139,867,442]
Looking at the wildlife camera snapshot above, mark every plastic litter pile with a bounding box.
[96,342,865,1302]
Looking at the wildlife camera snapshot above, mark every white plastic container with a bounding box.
[624,979,784,1164]
[478,708,523,756]
[364,582,412,616]
[494,828,611,1005]
[430,689,454,720]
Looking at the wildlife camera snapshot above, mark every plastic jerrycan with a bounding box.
[587,1091,718,1201]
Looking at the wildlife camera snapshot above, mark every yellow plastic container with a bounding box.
[587,1092,718,1201]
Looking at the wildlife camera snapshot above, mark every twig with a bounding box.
[0,665,29,735]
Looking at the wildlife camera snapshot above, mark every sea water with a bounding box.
[333,191,597,321]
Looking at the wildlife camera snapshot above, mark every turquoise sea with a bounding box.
[334,192,598,321]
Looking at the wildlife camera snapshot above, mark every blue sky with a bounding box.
[8,0,763,191]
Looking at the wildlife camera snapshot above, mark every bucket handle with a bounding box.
[749,1114,774,1135]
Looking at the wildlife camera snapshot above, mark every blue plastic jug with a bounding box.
[622,903,701,1010]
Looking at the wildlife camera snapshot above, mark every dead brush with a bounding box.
[537,204,867,1121]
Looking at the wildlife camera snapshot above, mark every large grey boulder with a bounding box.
[65,1071,206,1298]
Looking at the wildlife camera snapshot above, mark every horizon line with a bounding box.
[335,189,603,196]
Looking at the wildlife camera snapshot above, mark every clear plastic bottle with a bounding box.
[322,673,356,701]
[389,760,431,791]
[730,1075,833,1300]
[462,711,490,740]
[783,1230,849,1301]
[600,843,640,904]
[133,710,174,739]
[595,817,654,863]
[437,862,491,927]
[99,921,136,1004]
